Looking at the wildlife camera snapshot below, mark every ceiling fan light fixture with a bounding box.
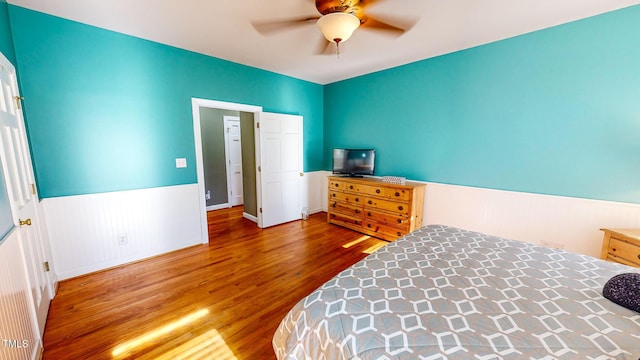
[316,12,360,44]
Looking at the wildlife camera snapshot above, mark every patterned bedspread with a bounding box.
[273,225,640,359]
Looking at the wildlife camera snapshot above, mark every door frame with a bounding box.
[223,115,243,207]
[192,98,262,244]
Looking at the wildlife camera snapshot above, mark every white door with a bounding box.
[224,116,243,207]
[0,53,52,338]
[256,112,303,228]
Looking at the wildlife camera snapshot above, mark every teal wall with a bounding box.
[0,0,14,240]
[8,6,323,198]
[6,5,640,204]
[0,0,15,64]
[325,5,640,204]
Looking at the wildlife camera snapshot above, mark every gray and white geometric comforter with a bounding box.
[273,225,640,359]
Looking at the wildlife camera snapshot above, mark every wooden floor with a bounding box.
[42,207,387,359]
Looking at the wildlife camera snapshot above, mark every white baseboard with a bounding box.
[207,203,229,211]
[243,212,257,223]
[42,184,203,280]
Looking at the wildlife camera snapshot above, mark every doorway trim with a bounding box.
[192,98,262,244]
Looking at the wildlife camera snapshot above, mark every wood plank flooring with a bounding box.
[42,207,387,359]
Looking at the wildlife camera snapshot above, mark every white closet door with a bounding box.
[0,52,53,340]
[224,116,244,207]
[256,112,303,228]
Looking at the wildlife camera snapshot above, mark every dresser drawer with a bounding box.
[329,212,363,227]
[329,190,364,205]
[385,188,411,201]
[364,210,408,229]
[363,221,408,240]
[329,201,363,218]
[365,197,409,215]
[608,238,640,266]
[351,183,385,197]
[329,180,346,191]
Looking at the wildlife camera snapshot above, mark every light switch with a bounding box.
[175,158,187,168]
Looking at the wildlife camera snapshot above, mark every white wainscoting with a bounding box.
[305,171,330,215]
[42,184,203,280]
[317,173,640,258]
[424,183,640,258]
[0,229,40,360]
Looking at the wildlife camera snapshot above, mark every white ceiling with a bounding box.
[7,0,640,84]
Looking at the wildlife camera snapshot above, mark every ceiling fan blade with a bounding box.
[360,15,417,35]
[251,16,320,35]
[316,0,356,15]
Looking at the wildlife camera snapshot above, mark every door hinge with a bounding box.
[258,166,261,172]
[256,122,260,129]
[43,261,50,272]
[259,207,262,213]
[30,183,36,195]
[14,96,24,110]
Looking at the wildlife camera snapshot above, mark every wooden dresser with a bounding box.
[327,176,426,241]
[600,228,640,267]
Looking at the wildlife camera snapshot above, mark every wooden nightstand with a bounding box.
[600,228,640,267]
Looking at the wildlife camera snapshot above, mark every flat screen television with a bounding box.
[332,148,375,177]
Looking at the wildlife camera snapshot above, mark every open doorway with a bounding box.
[199,108,257,220]
[192,99,262,244]
[192,98,305,244]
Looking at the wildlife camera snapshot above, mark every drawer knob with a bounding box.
[355,197,360,202]
[332,193,336,197]
[349,185,354,190]
[355,209,360,214]
[637,254,640,260]
[367,224,372,228]
[376,189,381,194]
[334,183,339,187]
[398,205,404,211]
[368,200,373,205]
[331,203,336,207]
[397,219,402,224]
[397,232,402,236]
[367,212,372,216]
[395,192,400,197]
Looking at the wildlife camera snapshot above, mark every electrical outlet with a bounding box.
[118,233,128,245]
[175,158,187,168]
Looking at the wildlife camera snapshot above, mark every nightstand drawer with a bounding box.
[601,228,640,267]
[608,238,640,266]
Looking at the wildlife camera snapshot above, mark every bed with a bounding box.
[273,225,640,359]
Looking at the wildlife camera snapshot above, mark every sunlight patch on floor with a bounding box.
[153,328,237,360]
[342,235,388,254]
[342,235,371,248]
[112,308,215,358]
[363,241,387,254]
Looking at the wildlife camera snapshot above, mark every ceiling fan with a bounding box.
[252,0,417,55]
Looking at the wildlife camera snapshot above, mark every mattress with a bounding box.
[273,225,640,359]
